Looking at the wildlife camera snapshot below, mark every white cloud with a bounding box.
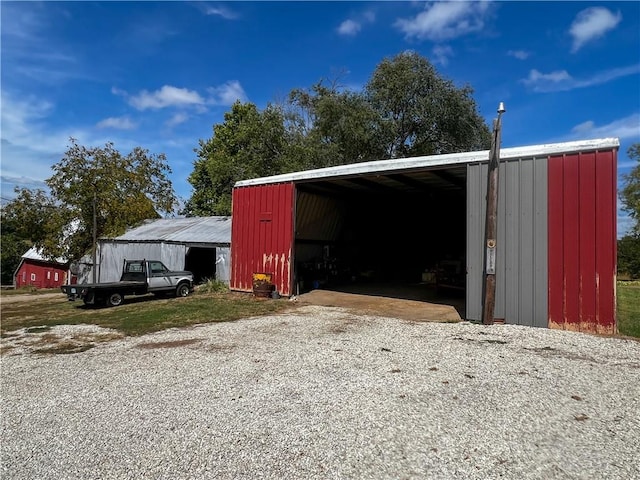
[204,5,239,20]
[207,81,248,106]
[432,45,453,66]
[0,93,72,184]
[570,114,640,141]
[1,3,84,87]
[337,10,376,37]
[571,120,595,135]
[507,50,530,60]
[338,19,361,36]
[522,64,640,93]
[111,86,127,97]
[522,69,573,92]
[1,92,53,140]
[165,112,189,128]
[394,1,490,41]
[128,85,205,110]
[0,91,145,190]
[570,7,622,53]
[96,116,137,130]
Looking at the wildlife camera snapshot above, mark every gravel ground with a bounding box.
[2,305,640,480]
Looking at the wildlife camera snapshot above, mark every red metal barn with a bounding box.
[14,247,70,289]
[231,138,619,334]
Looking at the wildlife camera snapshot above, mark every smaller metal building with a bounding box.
[79,216,231,285]
[230,138,619,334]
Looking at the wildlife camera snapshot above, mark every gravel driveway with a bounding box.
[2,305,639,479]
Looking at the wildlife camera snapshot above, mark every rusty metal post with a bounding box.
[482,102,506,325]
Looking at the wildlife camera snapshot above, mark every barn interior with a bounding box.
[185,247,217,284]
[293,165,467,315]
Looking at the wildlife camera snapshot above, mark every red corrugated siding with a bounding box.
[15,260,67,289]
[548,149,617,334]
[230,183,295,296]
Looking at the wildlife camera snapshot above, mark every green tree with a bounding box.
[1,188,63,284]
[182,102,290,216]
[618,234,640,279]
[0,207,32,285]
[289,82,385,167]
[366,51,491,157]
[185,52,492,216]
[620,143,640,236]
[3,138,178,262]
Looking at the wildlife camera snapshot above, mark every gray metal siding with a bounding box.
[466,157,548,327]
[466,164,485,321]
[215,247,231,285]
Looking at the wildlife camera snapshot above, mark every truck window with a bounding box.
[150,262,166,274]
[127,263,144,273]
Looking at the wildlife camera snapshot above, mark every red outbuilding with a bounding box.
[14,247,71,289]
[230,138,619,334]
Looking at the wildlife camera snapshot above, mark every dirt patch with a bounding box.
[0,293,62,305]
[1,325,124,356]
[137,339,201,349]
[296,289,462,323]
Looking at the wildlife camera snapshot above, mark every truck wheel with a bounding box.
[176,283,190,298]
[106,292,124,307]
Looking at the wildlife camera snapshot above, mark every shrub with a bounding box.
[196,278,229,294]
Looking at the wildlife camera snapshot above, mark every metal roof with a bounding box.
[235,138,620,189]
[110,216,231,245]
[21,247,67,264]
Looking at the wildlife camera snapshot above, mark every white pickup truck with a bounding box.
[61,259,194,307]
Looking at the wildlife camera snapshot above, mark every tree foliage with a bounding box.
[618,234,640,279]
[620,143,640,236]
[0,207,32,285]
[366,51,491,157]
[2,138,178,262]
[289,82,385,166]
[185,51,491,217]
[182,102,292,216]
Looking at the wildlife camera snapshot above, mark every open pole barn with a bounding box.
[230,138,619,334]
[78,216,231,285]
[14,247,70,289]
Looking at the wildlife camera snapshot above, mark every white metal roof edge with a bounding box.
[234,137,620,187]
[21,246,68,264]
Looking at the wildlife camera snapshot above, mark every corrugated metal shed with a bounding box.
[78,216,232,284]
[114,216,231,245]
[231,137,620,333]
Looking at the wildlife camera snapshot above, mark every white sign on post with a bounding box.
[486,240,496,275]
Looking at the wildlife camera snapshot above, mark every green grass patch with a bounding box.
[617,282,640,338]
[1,291,296,337]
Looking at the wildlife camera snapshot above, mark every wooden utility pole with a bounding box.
[92,188,97,284]
[482,102,506,325]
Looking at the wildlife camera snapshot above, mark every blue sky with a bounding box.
[1,1,639,235]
